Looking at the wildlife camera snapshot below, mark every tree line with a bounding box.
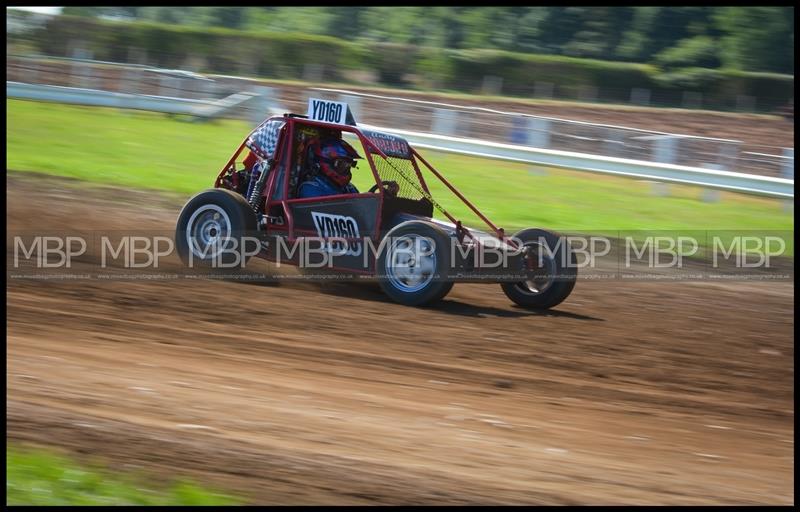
[61,6,794,75]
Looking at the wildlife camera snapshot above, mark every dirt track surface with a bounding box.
[6,174,794,505]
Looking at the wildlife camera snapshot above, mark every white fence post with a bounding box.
[29,61,39,84]
[700,164,723,202]
[250,86,275,125]
[782,148,794,180]
[605,129,625,157]
[528,118,551,149]
[651,136,678,197]
[717,142,739,172]
[122,68,141,94]
[159,75,169,97]
[783,148,794,212]
[432,108,458,135]
[69,47,93,88]
[72,62,91,89]
[513,117,551,175]
[653,136,678,164]
[202,78,218,100]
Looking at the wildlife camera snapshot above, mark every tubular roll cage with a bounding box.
[215,115,519,250]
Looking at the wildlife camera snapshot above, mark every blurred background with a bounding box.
[6,6,795,506]
[7,6,795,178]
[7,6,794,106]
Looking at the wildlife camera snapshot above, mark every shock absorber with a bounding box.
[247,159,271,211]
[245,163,260,204]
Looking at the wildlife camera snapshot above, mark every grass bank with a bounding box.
[7,99,793,238]
[6,444,242,505]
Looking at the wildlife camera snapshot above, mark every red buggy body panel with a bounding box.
[214,113,521,271]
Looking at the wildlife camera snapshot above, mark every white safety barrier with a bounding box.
[8,81,794,199]
[358,124,794,199]
[7,81,210,114]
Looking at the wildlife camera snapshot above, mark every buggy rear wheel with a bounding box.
[501,228,577,310]
[175,188,258,270]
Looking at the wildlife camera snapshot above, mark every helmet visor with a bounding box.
[330,157,356,176]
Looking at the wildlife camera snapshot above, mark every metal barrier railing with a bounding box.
[7,80,793,199]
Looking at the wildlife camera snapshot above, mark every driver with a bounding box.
[298,138,362,198]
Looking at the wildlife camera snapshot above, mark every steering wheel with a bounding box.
[368,180,400,196]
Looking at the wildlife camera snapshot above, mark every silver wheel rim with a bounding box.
[516,242,556,295]
[186,204,232,260]
[385,235,437,293]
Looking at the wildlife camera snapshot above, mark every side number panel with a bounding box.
[287,196,379,271]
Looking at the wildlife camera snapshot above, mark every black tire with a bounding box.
[500,228,577,310]
[175,188,258,270]
[376,221,454,306]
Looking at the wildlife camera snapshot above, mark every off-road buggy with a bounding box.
[176,98,577,308]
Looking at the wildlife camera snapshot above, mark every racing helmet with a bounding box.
[311,138,362,187]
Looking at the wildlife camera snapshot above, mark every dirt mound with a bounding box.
[6,174,794,504]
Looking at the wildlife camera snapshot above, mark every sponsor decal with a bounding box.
[362,129,412,159]
[311,211,363,257]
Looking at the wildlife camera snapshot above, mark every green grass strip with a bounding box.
[6,444,242,505]
[7,99,793,238]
